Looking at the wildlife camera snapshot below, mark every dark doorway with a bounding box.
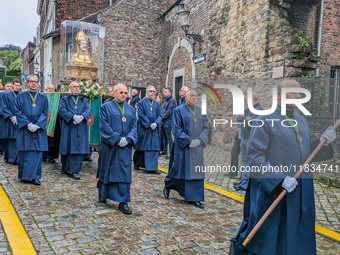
[174,76,183,105]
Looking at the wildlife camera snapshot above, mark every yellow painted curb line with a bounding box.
[0,186,36,255]
[158,166,340,242]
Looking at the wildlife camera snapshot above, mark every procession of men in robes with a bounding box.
[0,75,339,254]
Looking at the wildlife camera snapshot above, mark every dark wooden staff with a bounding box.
[242,118,340,247]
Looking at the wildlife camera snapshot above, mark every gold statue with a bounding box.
[71,31,94,66]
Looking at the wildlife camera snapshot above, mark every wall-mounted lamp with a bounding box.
[177,1,203,43]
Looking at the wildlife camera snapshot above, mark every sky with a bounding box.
[0,0,40,49]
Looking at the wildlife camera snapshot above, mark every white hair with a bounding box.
[185,89,197,96]
[114,84,127,91]
[146,85,155,92]
[132,89,138,94]
[182,86,189,92]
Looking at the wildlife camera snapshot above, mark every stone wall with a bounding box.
[98,0,166,90]
[161,0,327,152]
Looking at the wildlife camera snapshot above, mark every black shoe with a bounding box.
[42,158,47,162]
[165,156,170,160]
[21,179,32,184]
[49,159,56,163]
[118,203,132,214]
[33,179,41,185]
[233,179,243,186]
[188,201,204,209]
[98,193,106,204]
[72,173,81,180]
[134,165,141,170]
[146,170,160,175]
[11,162,19,165]
[163,187,170,198]
[159,152,167,156]
[83,158,93,162]
[0,151,3,155]
[61,166,67,174]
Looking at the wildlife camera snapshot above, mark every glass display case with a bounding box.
[59,20,105,84]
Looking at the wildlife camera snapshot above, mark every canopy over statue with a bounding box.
[59,20,105,85]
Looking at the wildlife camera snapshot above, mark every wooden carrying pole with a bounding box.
[242,118,340,247]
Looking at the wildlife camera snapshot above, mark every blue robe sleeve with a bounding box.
[80,98,92,122]
[1,94,13,119]
[198,114,210,147]
[247,119,286,194]
[172,108,191,149]
[15,95,31,128]
[34,96,48,130]
[58,97,74,124]
[125,113,137,147]
[137,101,151,129]
[99,106,121,147]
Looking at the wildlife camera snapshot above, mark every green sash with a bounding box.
[46,93,61,137]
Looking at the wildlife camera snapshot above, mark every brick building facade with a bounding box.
[20,41,36,89]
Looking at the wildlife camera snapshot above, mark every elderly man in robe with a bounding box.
[15,75,48,185]
[0,82,13,156]
[42,84,61,163]
[230,79,336,255]
[1,79,21,164]
[163,89,209,209]
[133,85,162,174]
[97,84,137,214]
[58,81,91,179]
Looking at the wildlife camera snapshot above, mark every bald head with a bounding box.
[115,84,128,103]
[185,89,198,106]
[69,81,80,95]
[46,84,55,92]
[114,83,127,91]
[277,79,302,110]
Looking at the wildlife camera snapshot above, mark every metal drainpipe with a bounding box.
[316,0,324,77]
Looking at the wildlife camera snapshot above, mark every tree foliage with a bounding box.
[9,57,21,72]
[0,50,20,68]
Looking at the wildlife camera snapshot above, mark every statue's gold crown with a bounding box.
[75,31,88,42]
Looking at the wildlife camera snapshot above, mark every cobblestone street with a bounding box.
[0,145,339,254]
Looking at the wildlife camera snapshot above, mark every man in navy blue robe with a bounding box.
[163,90,209,209]
[0,82,13,156]
[129,89,140,109]
[58,81,92,179]
[230,79,336,255]
[15,75,48,185]
[133,85,162,174]
[1,79,21,164]
[97,84,137,214]
[42,84,60,163]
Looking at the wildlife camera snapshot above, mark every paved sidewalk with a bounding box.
[0,149,338,254]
